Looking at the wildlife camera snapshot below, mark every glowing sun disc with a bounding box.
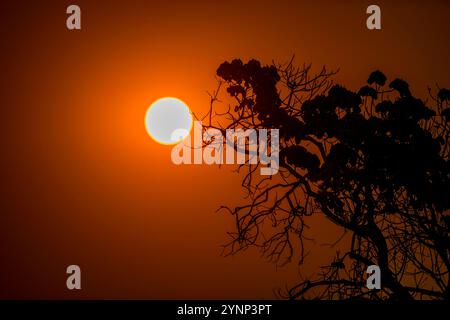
[145,97,193,145]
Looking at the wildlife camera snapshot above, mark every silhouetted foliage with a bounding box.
[204,58,450,300]
[368,70,387,86]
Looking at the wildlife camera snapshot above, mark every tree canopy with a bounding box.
[204,58,450,300]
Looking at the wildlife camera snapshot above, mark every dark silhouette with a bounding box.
[203,58,450,300]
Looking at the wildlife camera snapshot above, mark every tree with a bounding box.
[203,58,450,300]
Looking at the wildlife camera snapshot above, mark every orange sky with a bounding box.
[0,0,449,299]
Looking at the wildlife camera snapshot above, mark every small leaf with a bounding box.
[367,70,387,86]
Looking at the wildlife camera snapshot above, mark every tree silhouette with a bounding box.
[203,58,449,300]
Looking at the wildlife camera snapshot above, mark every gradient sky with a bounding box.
[0,0,449,299]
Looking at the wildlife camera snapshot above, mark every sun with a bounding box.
[145,97,193,145]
